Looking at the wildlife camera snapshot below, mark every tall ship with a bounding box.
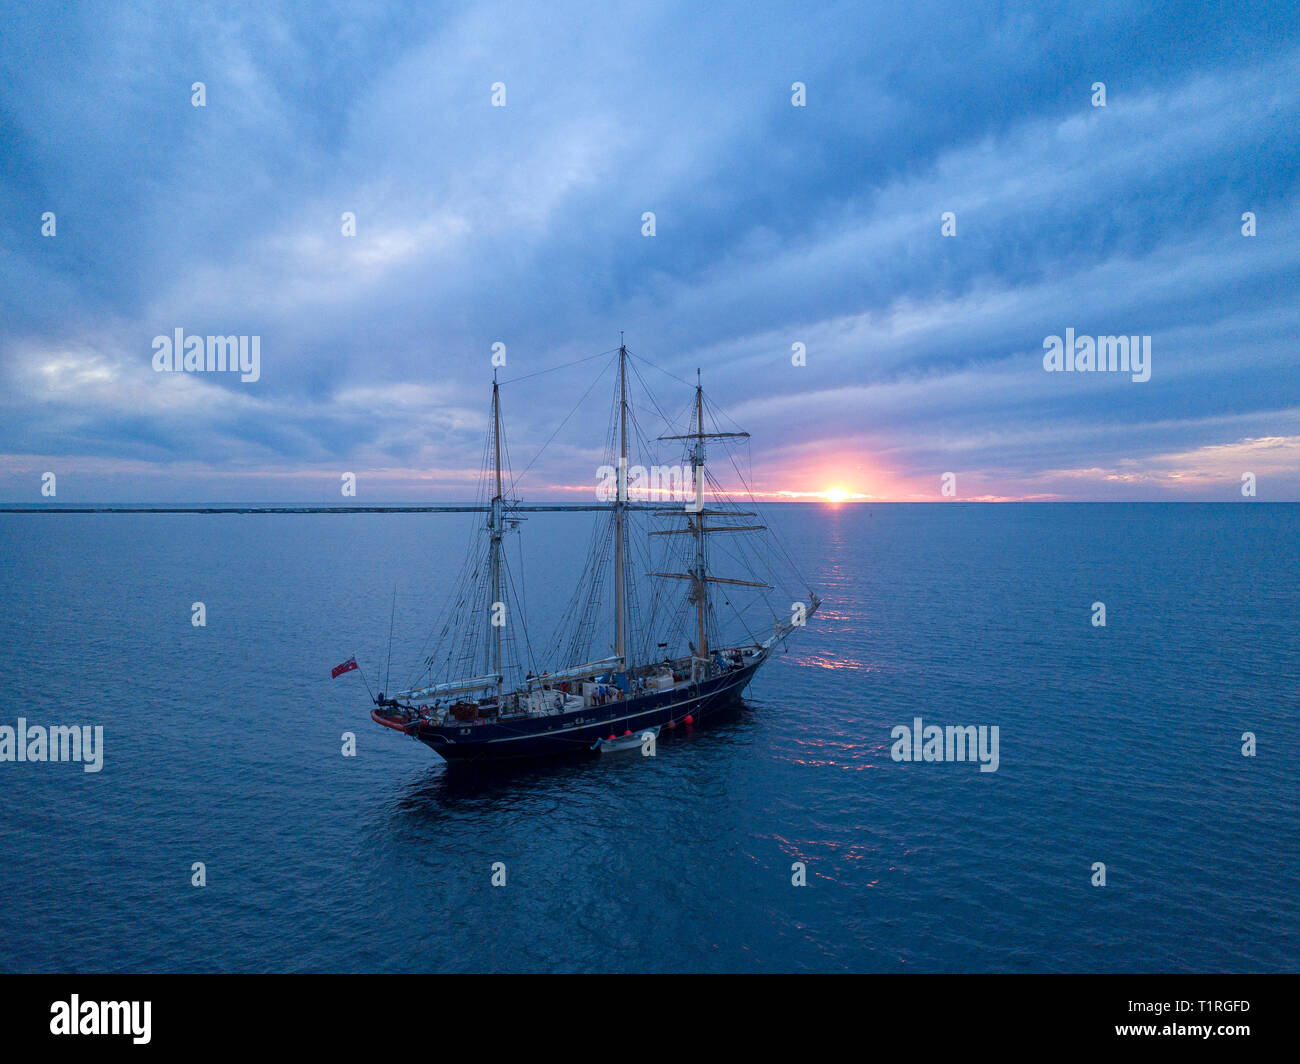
[369,342,820,762]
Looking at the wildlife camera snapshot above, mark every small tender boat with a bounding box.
[593,726,660,754]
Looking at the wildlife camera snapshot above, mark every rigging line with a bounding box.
[701,387,749,436]
[503,545,537,678]
[551,524,591,664]
[699,466,787,628]
[513,523,530,667]
[357,659,379,703]
[506,352,618,496]
[385,585,396,695]
[499,399,514,497]
[405,509,482,688]
[496,347,621,386]
[495,555,522,683]
[426,538,479,673]
[703,465,790,606]
[404,553,470,690]
[710,417,811,591]
[555,511,612,670]
[626,354,691,440]
[625,346,695,389]
[425,541,487,688]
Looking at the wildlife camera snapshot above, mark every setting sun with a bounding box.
[822,487,849,503]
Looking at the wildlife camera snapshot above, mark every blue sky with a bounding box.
[2,0,1298,501]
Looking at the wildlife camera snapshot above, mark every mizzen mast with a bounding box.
[652,369,765,662]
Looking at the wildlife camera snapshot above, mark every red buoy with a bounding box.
[684,714,694,725]
[607,734,616,741]
[666,720,677,730]
[623,729,632,736]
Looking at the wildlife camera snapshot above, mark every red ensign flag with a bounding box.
[331,655,359,679]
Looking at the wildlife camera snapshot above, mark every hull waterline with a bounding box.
[413,660,762,763]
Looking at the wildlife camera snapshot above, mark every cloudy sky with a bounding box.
[2,0,1298,502]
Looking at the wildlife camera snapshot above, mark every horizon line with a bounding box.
[2,499,1294,512]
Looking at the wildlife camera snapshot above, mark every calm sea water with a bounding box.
[0,503,1296,973]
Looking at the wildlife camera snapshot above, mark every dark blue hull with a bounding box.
[413,660,762,763]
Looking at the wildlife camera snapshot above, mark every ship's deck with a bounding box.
[381,644,766,730]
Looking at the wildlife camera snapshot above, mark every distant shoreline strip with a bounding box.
[0,505,644,514]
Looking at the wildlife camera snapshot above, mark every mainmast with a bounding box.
[489,372,505,702]
[691,370,708,657]
[614,339,628,666]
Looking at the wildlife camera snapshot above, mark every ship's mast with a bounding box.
[691,369,708,658]
[651,373,765,660]
[489,372,504,702]
[614,339,628,666]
